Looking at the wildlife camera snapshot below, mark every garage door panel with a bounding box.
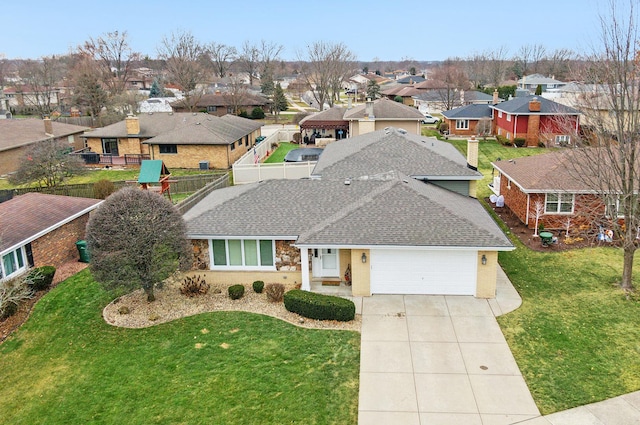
[370,249,476,295]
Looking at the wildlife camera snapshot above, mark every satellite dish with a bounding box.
[496,195,505,207]
[489,194,498,203]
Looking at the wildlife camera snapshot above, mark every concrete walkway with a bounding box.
[352,268,640,425]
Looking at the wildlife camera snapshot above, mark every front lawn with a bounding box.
[498,243,640,414]
[264,142,300,163]
[0,270,360,424]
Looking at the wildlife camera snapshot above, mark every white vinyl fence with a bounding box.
[233,128,315,184]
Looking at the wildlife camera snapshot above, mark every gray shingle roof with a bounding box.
[183,176,513,249]
[0,119,89,152]
[442,104,493,119]
[311,128,482,180]
[343,98,424,120]
[82,112,261,146]
[0,193,101,253]
[490,95,580,115]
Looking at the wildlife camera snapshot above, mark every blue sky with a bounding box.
[1,0,620,62]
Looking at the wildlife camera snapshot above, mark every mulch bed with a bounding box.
[487,199,607,251]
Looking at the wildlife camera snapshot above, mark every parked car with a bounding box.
[345,89,356,95]
[421,114,439,124]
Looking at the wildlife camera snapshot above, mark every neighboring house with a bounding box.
[343,98,424,136]
[518,74,566,93]
[380,85,422,106]
[299,107,349,141]
[441,104,493,136]
[3,85,61,114]
[138,98,174,113]
[82,112,262,169]
[171,93,271,116]
[0,118,89,176]
[183,128,513,298]
[0,193,101,282]
[490,150,619,231]
[443,95,580,146]
[413,90,499,115]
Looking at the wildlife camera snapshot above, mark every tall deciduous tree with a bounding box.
[9,138,86,188]
[86,187,192,302]
[79,30,139,96]
[18,56,66,117]
[70,55,109,121]
[158,30,208,112]
[566,0,640,290]
[299,41,356,110]
[207,42,237,78]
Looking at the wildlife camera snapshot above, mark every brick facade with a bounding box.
[499,174,606,231]
[30,214,90,269]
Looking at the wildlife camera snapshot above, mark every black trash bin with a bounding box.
[76,240,90,263]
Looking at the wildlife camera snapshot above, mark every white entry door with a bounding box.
[312,248,340,277]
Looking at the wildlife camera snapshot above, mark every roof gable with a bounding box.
[312,128,481,180]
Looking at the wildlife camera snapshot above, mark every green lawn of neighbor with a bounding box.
[0,270,360,424]
[264,142,300,163]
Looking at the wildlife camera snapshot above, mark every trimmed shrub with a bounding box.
[265,283,285,302]
[514,137,526,147]
[283,290,355,322]
[252,280,265,293]
[180,275,210,297]
[251,107,265,119]
[228,284,245,300]
[496,135,512,146]
[28,266,56,291]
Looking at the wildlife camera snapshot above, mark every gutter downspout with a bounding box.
[525,194,531,227]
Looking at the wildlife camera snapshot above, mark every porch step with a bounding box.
[321,278,342,286]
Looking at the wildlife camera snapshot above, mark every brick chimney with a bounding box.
[529,97,541,112]
[43,116,53,137]
[126,114,140,135]
[467,135,479,198]
[492,89,499,105]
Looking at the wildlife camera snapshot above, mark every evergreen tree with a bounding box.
[149,79,164,97]
[366,80,380,99]
[535,84,543,95]
[273,83,288,112]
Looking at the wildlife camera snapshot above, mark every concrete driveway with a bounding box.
[356,269,540,425]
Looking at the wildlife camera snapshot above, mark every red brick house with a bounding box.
[490,151,606,231]
[443,95,580,146]
[0,193,102,281]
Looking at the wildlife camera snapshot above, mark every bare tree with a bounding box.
[487,46,511,87]
[17,56,66,117]
[9,138,86,188]
[532,200,545,237]
[298,41,356,110]
[237,41,260,86]
[79,30,139,96]
[539,48,575,80]
[236,40,283,87]
[86,187,192,302]
[429,60,471,111]
[158,30,208,112]
[516,44,547,76]
[566,0,640,290]
[223,75,249,115]
[70,54,109,121]
[207,42,237,78]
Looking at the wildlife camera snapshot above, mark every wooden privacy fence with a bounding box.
[6,173,229,200]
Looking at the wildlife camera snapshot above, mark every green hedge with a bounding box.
[283,290,355,322]
[228,284,245,300]
[29,266,56,291]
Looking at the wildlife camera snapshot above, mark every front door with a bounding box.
[102,138,119,156]
[312,248,340,277]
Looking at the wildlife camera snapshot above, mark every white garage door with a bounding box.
[370,249,477,295]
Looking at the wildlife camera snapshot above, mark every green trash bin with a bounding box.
[76,240,90,263]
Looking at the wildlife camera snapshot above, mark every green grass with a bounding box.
[497,242,640,414]
[264,142,300,163]
[0,270,360,424]
[0,168,212,190]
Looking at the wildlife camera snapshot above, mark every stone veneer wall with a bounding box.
[30,215,90,269]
